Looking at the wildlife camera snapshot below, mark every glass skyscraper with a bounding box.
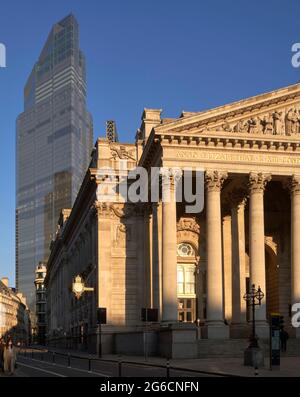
[16,15,93,310]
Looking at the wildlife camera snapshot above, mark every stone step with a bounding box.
[197,338,300,358]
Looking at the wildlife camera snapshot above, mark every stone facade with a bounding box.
[45,83,300,357]
[0,278,30,344]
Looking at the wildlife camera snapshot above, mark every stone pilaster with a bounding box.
[248,172,271,337]
[205,170,229,338]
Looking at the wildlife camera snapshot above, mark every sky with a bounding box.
[0,0,300,286]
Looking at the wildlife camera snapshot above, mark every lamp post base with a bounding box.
[244,346,264,368]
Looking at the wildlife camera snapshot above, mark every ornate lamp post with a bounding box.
[243,284,264,348]
[243,284,265,367]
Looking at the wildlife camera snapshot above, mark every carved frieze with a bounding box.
[204,107,300,136]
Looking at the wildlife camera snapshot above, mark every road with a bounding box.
[1,350,221,377]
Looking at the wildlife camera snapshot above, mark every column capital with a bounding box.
[223,187,248,213]
[287,175,300,195]
[248,172,271,193]
[205,170,228,192]
[160,167,182,187]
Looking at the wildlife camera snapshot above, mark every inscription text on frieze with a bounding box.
[176,150,300,165]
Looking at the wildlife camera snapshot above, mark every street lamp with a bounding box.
[243,284,265,368]
[243,284,264,348]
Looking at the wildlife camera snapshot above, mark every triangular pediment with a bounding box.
[155,82,300,137]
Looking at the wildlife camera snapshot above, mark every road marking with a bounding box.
[18,357,108,377]
[17,362,67,377]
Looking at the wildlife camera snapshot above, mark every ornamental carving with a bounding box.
[160,167,183,187]
[92,202,144,219]
[287,175,300,195]
[248,172,272,193]
[201,107,300,136]
[113,224,132,248]
[205,170,228,192]
[110,145,136,161]
[177,217,200,234]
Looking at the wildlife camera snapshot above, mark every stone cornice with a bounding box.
[139,131,300,170]
[155,131,300,151]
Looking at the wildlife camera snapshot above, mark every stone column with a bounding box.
[248,172,271,336]
[143,205,152,308]
[231,197,248,337]
[152,202,160,314]
[289,175,300,337]
[149,208,153,308]
[161,168,181,322]
[222,214,232,323]
[205,170,229,338]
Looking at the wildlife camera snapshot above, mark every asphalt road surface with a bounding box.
[4,352,220,377]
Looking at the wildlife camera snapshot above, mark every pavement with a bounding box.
[2,346,298,377]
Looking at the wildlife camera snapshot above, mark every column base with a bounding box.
[158,323,197,359]
[205,321,229,339]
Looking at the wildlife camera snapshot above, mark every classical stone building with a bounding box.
[0,278,30,344]
[45,83,300,357]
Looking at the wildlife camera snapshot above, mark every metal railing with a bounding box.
[17,346,242,378]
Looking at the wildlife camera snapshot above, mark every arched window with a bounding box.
[177,243,197,322]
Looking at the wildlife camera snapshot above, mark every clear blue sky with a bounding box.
[0,0,299,286]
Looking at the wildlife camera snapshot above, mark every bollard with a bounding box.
[118,360,122,377]
[166,359,170,378]
[68,353,71,368]
[88,359,92,373]
[254,366,259,376]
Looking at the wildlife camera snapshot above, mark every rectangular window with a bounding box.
[177,264,195,296]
